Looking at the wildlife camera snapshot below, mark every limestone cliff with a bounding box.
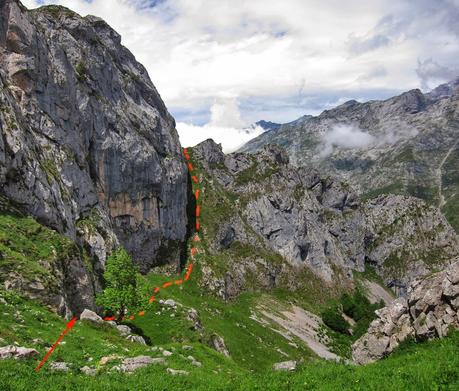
[0,0,188,314]
[190,139,459,299]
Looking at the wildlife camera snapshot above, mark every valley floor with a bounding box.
[1,331,458,390]
[1,286,458,391]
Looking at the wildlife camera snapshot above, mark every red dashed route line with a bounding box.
[36,148,201,372]
[106,147,199,321]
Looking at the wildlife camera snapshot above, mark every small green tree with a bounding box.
[321,307,350,334]
[96,248,140,320]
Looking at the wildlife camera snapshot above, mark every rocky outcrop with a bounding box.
[352,260,459,364]
[114,356,166,373]
[363,195,459,296]
[191,139,459,299]
[0,345,38,359]
[210,334,230,357]
[240,79,459,232]
[0,1,188,315]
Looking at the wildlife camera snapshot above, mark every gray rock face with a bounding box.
[240,79,459,232]
[192,139,459,298]
[0,1,188,314]
[352,259,459,364]
[362,195,459,296]
[0,345,39,359]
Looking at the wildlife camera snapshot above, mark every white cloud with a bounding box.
[320,124,375,157]
[208,98,245,129]
[176,122,264,153]
[176,98,264,152]
[319,122,420,157]
[21,0,459,149]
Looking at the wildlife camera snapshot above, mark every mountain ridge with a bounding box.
[239,78,459,232]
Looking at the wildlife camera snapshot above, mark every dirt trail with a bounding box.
[437,141,459,209]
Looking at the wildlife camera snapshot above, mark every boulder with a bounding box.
[273,361,297,371]
[50,362,70,372]
[210,334,230,357]
[164,299,176,308]
[115,356,166,373]
[80,366,97,376]
[99,355,122,365]
[0,346,39,360]
[80,309,103,324]
[126,335,146,345]
[166,368,189,376]
[116,325,132,336]
[187,309,204,333]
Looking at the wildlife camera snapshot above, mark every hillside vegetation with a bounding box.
[0,289,458,390]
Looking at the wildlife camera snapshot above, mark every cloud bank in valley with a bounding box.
[320,124,375,157]
[319,123,419,157]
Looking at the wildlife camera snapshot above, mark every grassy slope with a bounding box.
[1,291,458,390]
[0,196,82,293]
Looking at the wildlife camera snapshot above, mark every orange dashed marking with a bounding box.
[102,151,200,328]
[184,263,193,281]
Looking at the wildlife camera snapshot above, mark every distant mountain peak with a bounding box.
[254,120,281,132]
[239,78,459,233]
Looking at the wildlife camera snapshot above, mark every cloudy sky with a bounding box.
[22,0,459,151]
